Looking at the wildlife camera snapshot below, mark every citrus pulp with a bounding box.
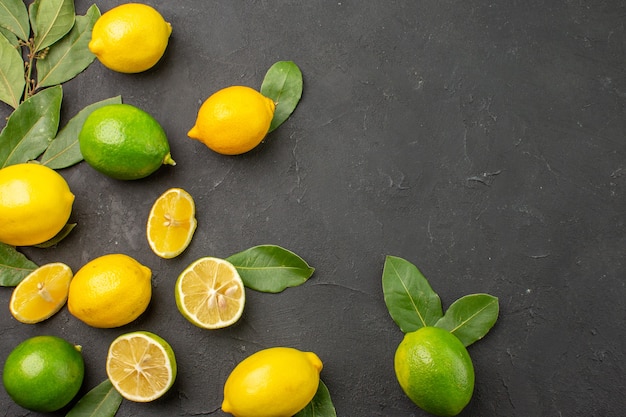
[9,263,73,324]
[147,188,197,259]
[106,331,176,402]
[175,257,245,329]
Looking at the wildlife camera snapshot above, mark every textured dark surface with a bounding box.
[1,0,625,416]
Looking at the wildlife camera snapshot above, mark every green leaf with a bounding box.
[226,245,315,293]
[33,223,76,248]
[260,61,303,133]
[435,293,499,347]
[0,25,20,47]
[41,95,121,168]
[36,4,99,88]
[0,242,38,286]
[31,0,75,52]
[0,0,30,41]
[0,31,25,109]
[294,380,337,417]
[382,256,443,333]
[66,379,123,417]
[0,85,63,168]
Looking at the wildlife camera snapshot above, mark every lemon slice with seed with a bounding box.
[175,257,245,329]
[9,263,73,324]
[147,188,197,259]
[106,331,177,402]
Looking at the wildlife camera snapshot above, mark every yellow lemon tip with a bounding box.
[187,126,200,139]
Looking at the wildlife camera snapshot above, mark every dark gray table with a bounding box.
[1,1,625,416]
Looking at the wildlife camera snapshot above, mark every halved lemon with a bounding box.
[175,257,245,329]
[9,263,73,324]
[147,188,197,259]
[106,331,177,402]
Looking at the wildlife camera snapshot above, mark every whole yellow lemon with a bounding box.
[67,254,152,328]
[0,163,74,246]
[89,3,172,73]
[188,86,275,155]
[222,347,322,417]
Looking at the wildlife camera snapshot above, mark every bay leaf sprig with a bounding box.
[382,255,499,347]
[0,0,100,106]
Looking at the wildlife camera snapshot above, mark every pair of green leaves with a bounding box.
[382,255,499,347]
[0,0,100,107]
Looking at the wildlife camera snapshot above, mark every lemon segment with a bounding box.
[222,347,323,417]
[175,257,245,329]
[147,188,197,259]
[106,331,177,402]
[188,86,276,155]
[9,263,73,324]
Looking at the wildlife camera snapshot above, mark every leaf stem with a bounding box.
[22,38,37,101]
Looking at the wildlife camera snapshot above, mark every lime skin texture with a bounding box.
[2,335,85,412]
[79,103,175,180]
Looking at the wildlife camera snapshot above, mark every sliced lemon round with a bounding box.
[9,263,73,324]
[175,257,245,329]
[147,188,197,259]
[106,331,177,402]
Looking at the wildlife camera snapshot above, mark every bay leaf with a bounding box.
[0,242,38,286]
[0,25,20,47]
[0,32,25,109]
[226,245,315,293]
[65,379,123,417]
[260,61,303,133]
[36,4,100,88]
[382,256,443,333]
[294,380,337,417]
[41,95,122,169]
[0,0,30,41]
[435,293,499,347]
[31,0,75,52]
[0,85,63,168]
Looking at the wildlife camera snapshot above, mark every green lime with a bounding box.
[394,326,474,417]
[79,103,176,180]
[3,335,85,412]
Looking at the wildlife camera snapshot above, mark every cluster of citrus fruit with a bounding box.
[0,3,318,415]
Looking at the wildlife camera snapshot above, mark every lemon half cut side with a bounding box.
[175,257,245,329]
[106,331,177,402]
[9,263,73,324]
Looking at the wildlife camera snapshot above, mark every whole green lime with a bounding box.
[3,335,85,412]
[394,326,474,417]
[79,103,176,180]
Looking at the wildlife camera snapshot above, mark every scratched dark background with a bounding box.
[1,1,625,416]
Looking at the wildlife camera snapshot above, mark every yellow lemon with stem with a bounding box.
[188,86,276,155]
